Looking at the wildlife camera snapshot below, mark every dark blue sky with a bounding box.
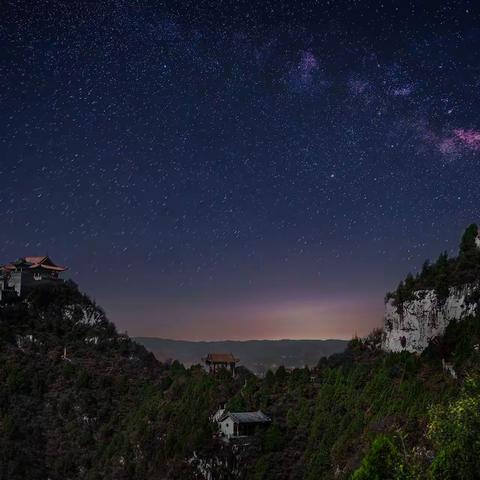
[1,0,480,339]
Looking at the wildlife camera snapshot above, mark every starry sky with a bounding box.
[1,0,480,340]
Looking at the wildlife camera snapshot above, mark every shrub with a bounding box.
[427,376,480,479]
[351,435,405,480]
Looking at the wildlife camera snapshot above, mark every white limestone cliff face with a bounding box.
[382,286,479,353]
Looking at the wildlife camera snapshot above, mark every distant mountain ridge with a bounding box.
[135,337,348,375]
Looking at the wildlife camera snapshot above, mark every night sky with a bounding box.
[2,1,480,340]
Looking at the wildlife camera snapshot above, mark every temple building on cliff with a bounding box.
[0,256,67,301]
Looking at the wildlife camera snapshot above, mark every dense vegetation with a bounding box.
[386,224,480,309]
[2,224,480,480]
[0,282,254,479]
[0,282,167,479]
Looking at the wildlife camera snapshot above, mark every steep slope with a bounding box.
[0,282,166,479]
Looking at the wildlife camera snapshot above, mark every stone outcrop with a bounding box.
[382,286,478,353]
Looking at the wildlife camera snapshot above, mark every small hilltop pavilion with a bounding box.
[203,353,239,376]
[0,256,67,301]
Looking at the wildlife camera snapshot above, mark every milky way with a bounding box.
[1,1,480,339]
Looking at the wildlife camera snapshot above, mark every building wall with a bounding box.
[6,270,62,298]
[219,418,236,438]
[7,271,24,295]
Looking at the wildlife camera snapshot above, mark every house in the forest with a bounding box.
[203,352,239,376]
[0,256,67,301]
[216,411,271,442]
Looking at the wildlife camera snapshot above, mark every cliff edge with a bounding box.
[383,224,480,353]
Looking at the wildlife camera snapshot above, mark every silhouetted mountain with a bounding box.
[135,337,348,375]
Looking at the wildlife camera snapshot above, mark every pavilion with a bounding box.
[203,352,239,376]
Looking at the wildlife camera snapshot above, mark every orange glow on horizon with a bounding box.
[105,294,384,341]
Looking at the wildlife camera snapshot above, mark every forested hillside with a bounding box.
[1,280,480,479]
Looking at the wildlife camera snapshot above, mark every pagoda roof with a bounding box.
[26,256,67,271]
[203,353,239,364]
[25,256,49,264]
[2,256,67,272]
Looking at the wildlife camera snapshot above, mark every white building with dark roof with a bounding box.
[217,411,271,440]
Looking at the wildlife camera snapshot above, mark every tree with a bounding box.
[427,375,480,479]
[459,224,478,257]
[263,424,284,452]
[456,224,480,285]
[351,435,407,480]
[433,251,451,301]
[274,365,287,383]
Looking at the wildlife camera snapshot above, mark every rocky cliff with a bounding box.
[382,224,480,353]
[383,286,478,353]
